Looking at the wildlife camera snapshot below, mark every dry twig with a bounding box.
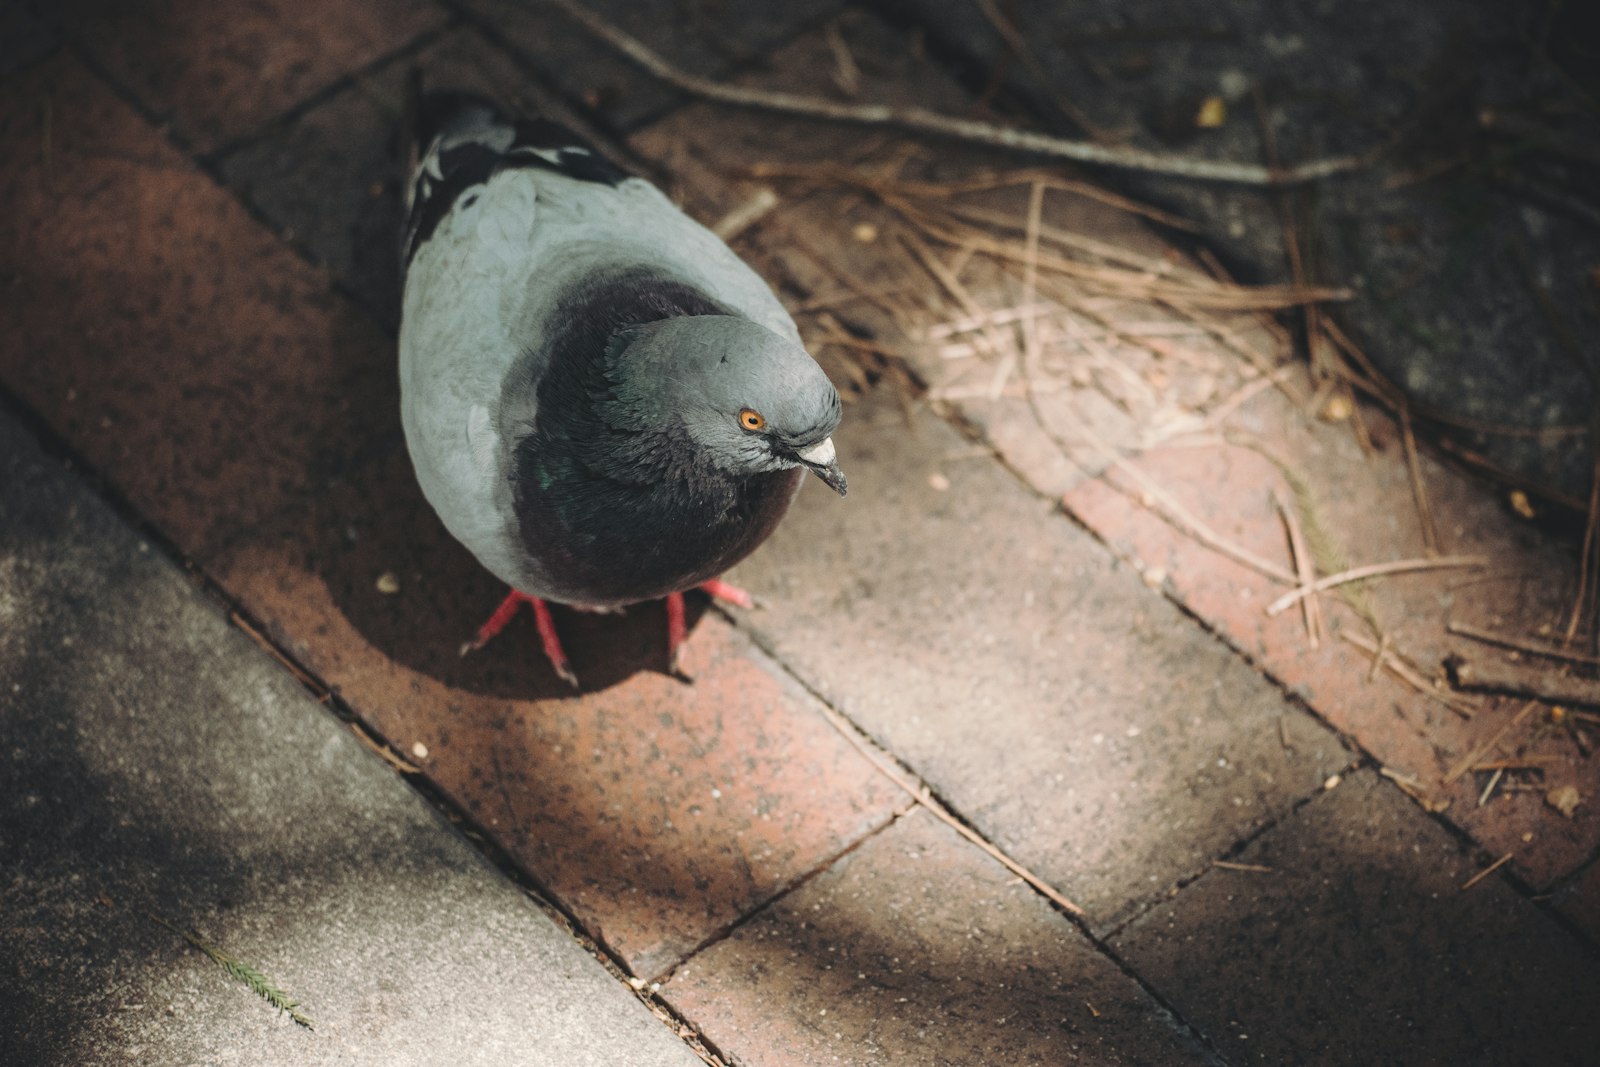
[1266,556,1488,616]
[547,0,1377,184]
[1443,700,1541,784]
[1446,621,1600,668]
[1446,656,1600,708]
[1342,630,1477,719]
[1079,436,1298,586]
[1274,490,1323,648]
[1460,852,1513,891]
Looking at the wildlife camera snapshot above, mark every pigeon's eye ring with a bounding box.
[738,408,766,431]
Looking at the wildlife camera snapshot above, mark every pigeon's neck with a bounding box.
[510,265,747,510]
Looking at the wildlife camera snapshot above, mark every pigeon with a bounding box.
[397,88,847,686]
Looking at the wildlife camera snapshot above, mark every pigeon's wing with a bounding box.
[401,90,629,268]
[398,94,802,593]
[399,96,607,590]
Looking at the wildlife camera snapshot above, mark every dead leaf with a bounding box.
[1195,96,1226,128]
[1546,784,1582,819]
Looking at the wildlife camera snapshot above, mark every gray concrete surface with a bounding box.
[0,410,701,1066]
[1113,770,1600,1065]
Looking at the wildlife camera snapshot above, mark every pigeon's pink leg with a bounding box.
[462,590,579,688]
[697,577,754,609]
[665,590,688,673]
[665,577,755,673]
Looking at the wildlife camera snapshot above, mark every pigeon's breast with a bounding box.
[515,465,803,608]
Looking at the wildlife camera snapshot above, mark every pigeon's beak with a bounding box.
[795,437,848,496]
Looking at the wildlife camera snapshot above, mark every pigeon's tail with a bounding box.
[400,77,630,267]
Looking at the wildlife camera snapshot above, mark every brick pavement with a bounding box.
[4,3,1597,1064]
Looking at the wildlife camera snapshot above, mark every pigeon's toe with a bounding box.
[463,589,580,688]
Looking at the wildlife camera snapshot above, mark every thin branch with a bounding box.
[1084,437,1298,586]
[745,162,1203,232]
[1020,180,1046,387]
[1274,490,1322,648]
[546,0,1378,185]
[1443,700,1541,784]
[1461,852,1513,891]
[1400,406,1442,554]
[1266,556,1488,615]
[1446,621,1600,668]
[1342,630,1477,719]
[1447,656,1600,708]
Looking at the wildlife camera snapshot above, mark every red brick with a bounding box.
[1113,770,1600,1064]
[0,55,899,980]
[663,811,1212,1067]
[1061,382,1598,889]
[59,0,446,153]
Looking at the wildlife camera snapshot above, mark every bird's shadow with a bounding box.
[300,411,716,699]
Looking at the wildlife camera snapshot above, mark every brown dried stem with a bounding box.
[1274,490,1323,648]
[1446,621,1600,668]
[1266,556,1488,616]
[1446,657,1600,708]
[1443,700,1541,784]
[548,0,1377,184]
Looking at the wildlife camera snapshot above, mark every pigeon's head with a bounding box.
[608,316,848,495]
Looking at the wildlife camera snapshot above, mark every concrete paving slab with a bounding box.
[51,0,446,155]
[1112,769,1600,1066]
[0,415,704,1066]
[662,810,1214,1067]
[0,51,901,983]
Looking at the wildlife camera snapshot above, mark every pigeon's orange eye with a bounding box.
[738,408,766,431]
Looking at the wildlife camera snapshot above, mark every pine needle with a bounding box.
[1249,446,1382,633]
[149,913,315,1030]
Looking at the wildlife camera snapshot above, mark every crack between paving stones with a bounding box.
[711,601,1236,1065]
[643,806,915,989]
[198,19,462,166]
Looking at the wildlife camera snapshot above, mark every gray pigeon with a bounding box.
[398,90,847,685]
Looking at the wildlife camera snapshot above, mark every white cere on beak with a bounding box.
[796,437,836,468]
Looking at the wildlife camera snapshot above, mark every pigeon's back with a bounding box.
[397,90,805,599]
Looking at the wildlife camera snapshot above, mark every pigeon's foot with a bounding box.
[664,577,757,676]
[697,577,756,609]
[460,590,579,688]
